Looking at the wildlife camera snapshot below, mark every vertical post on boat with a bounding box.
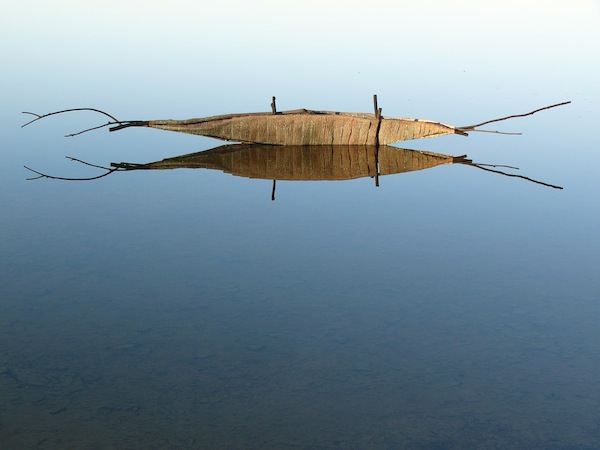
[373,94,383,148]
[271,97,277,114]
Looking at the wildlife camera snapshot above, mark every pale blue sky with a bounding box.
[2,0,598,137]
[4,1,598,92]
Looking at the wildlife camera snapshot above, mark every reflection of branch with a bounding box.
[65,156,113,170]
[24,156,122,181]
[467,163,563,190]
[110,162,151,170]
[23,145,564,190]
[452,154,562,189]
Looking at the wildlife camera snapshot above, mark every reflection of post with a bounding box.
[271,179,276,201]
[375,145,380,187]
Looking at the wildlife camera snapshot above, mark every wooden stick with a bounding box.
[373,95,378,117]
[460,101,571,131]
[21,108,120,128]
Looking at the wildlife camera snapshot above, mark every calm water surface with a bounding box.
[4,1,600,447]
[2,99,600,449]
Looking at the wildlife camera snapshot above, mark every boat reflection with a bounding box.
[115,144,457,180]
[26,144,562,199]
[110,144,562,199]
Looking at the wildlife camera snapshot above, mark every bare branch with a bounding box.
[65,122,117,137]
[463,129,522,136]
[459,101,571,132]
[21,108,129,138]
[21,108,120,127]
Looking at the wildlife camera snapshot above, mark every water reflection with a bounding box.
[114,144,455,179]
[27,144,563,197]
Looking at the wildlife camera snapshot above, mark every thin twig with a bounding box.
[65,122,117,137]
[21,108,120,128]
[460,101,571,131]
[464,129,522,136]
[21,107,130,138]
